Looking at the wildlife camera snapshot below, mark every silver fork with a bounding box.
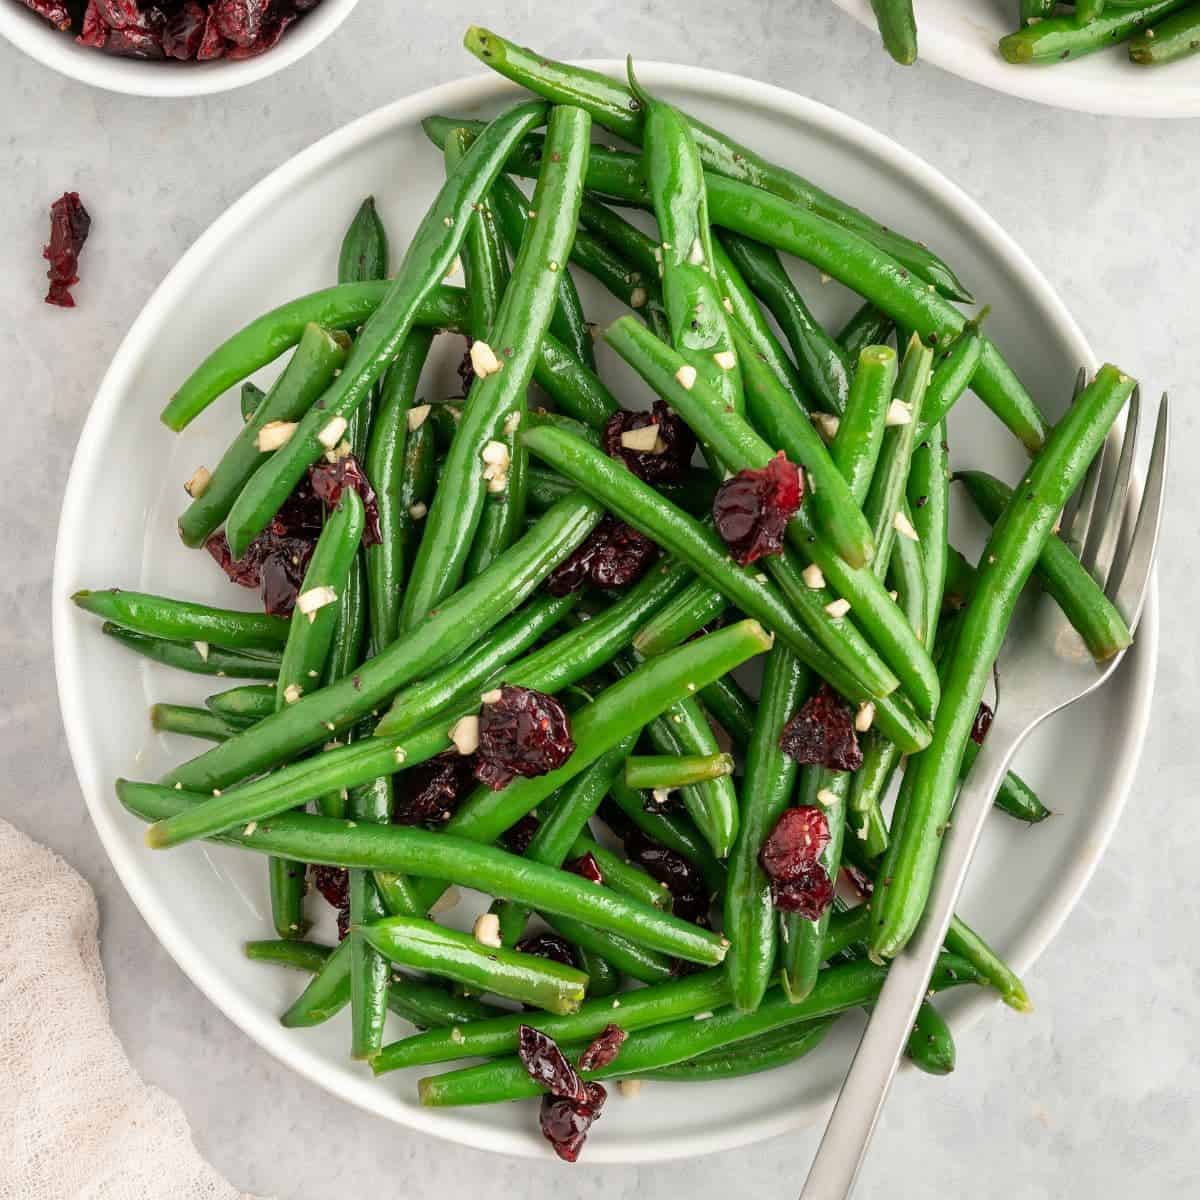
[799,383,1169,1200]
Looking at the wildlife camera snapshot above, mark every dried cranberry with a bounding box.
[779,684,862,771]
[75,1,108,46]
[565,852,603,885]
[309,453,381,546]
[603,400,695,485]
[21,0,73,30]
[712,452,803,566]
[624,830,709,925]
[539,1090,604,1163]
[103,24,166,58]
[392,754,475,826]
[545,516,657,597]
[578,1024,627,1072]
[212,0,266,45]
[760,807,830,881]
[457,338,476,394]
[474,686,574,791]
[642,787,682,815]
[43,193,91,308]
[971,702,994,745]
[161,2,207,58]
[514,932,577,969]
[226,8,295,58]
[517,1025,587,1103]
[94,0,141,27]
[504,813,541,856]
[196,8,226,59]
[770,869,835,919]
[309,864,350,939]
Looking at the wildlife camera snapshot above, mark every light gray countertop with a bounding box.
[2,1,1197,1195]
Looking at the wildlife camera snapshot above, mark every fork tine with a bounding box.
[1083,384,1140,586]
[1108,393,1169,630]
[1058,368,1097,550]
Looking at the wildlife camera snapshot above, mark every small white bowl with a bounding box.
[0,0,359,97]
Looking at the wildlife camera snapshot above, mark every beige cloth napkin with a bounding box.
[0,818,265,1200]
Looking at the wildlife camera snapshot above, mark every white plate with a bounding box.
[0,0,358,97]
[831,0,1200,117]
[53,64,1158,1163]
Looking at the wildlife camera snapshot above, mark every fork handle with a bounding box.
[798,729,1025,1200]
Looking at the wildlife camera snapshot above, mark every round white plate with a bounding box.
[53,64,1157,1163]
[831,0,1200,117]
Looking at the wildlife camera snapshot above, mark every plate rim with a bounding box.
[829,0,1200,118]
[51,60,1159,1163]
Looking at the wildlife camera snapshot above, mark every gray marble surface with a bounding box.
[3,1,1198,1196]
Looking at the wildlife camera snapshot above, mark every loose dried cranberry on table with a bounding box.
[565,851,603,885]
[712,451,803,566]
[517,1025,587,1103]
[392,754,475,826]
[971,701,994,745]
[514,932,577,969]
[309,453,382,545]
[779,683,863,772]
[624,830,709,925]
[578,1023,627,1072]
[545,515,657,596]
[603,400,695,485]
[759,806,834,919]
[474,686,575,791]
[309,864,350,939]
[43,192,91,308]
[539,1085,607,1163]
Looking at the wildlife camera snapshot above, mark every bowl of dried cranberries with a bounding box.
[0,0,359,96]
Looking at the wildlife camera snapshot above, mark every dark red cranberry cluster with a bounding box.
[517,1025,610,1162]
[309,864,349,939]
[391,754,476,827]
[603,400,696,485]
[712,451,803,566]
[623,829,709,925]
[514,932,577,969]
[475,686,575,791]
[758,806,834,919]
[20,0,320,62]
[779,683,863,772]
[43,193,90,308]
[545,515,658,596]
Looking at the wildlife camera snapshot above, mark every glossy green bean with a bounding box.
[638,1018,834,1081]
[74,589,288,651]
[1000,0,1186,60]
[100,624,281,680]
[149,704,234,742]
[832,346,898,506]
[908,420,951,652]
[915,317,984,441]
[575,948,620,997]
[837,304,894,358]
[569,831,671,910]
[624,754,734,791]
[1130,1,1200,62]
[542,914,674,984]
[870,366,1135,959]
[205,683,274,725]
[240,381,264,422]
[633,577,730,659]
[697,674,755,750]
[869,0,919,63]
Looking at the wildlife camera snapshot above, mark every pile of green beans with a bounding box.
[73,42,1141,1161]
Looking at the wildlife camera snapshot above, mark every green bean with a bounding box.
[240,381,264,422]
[782,766,851,1001]
[569,830,671,910]
[348,829,390,1057]
[697,674,755,750]
[458,32,970,301]
[490,175,594,372]
[575,948,620,997]
[542,914,674,984]
[123,786,730,966]
[832,346,898,506]
[1021,0,1056,23]
[177,324,351,547]
[417,953,978,1105]
[578,196,659,281]
[908,420,951,651]
[724,645,808,1012]
[638,1019,834,1081]
[956,470,1132,661]
[529,330,620,429]
[869,0,919,63]
[847,738,892,859]
[374,593,578,740]
[915,317,984,441]
[275,489,364,709]
[942,545,976,612]
[837,304,895,359]
[74,589,288,652]
[1000,0,1186,60]
[161,494,603,793]
[214,102,547,557]
[625,754,734,791]
[359,915,587,1015]
[205,683,274,726]
[720,232,851,414]
[365,331,435,651]
[626,65,742,421]
[323,556,366,688]
[959,738,1051,823]
[607,779,727,899]
[942,915,1031,1012]
[495,738,634,946]
[870,365,1135,959]
[906,997,955,1074]
[606,318,938,716]
[149,704,234,742]
[1130,1,1200,61]
[100,623,281,680]
[633,577,731,659]
[399,107,592,629]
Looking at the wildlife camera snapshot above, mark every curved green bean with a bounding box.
[100,624,281,680]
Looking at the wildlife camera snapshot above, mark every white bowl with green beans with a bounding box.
[53,50,1157,1162]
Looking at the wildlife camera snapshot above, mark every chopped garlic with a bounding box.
[722,296,734,314]
[256,421,297,452]
[630,286,648,309]
[618,1079,642,1099]
[283,683,303,705]
[620,424,661,453]
[470,340,503,379]
[811,412,840,442]
[651,787,673,808]
[714,349,736,371]
[688,237,705,265]
[394,746,407,765]
[444,254,463,282]
[317,416,348,449]
[885,400,913,427]
[802,563,826,590]
[450,714,480,755]
[481,689,503,704]
[675,364,698,390]
[184,466,211,498]
[816,789,839,809]
[297,585,338,622]
[473,912,502,948]
[193,641,209,663]
[324,438,352,464]
[407,404,431,432]
[481,440,510,468]
[855,701,876,733]
[243,821,258,836]
[503,410,522,436]
[893,510,920,541]
[450,1027,465,1044]
[825,597,852,619]
[408,502,427,520]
